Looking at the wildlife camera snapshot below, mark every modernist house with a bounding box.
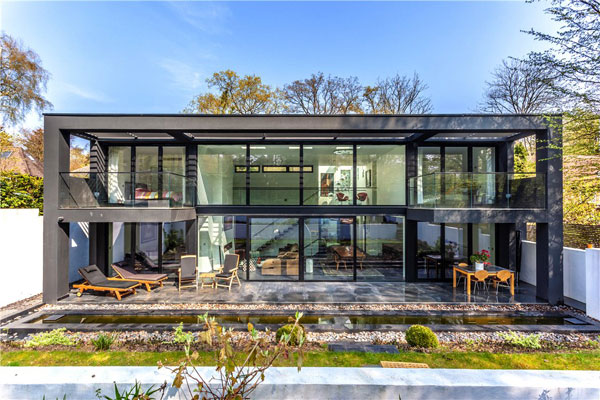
[43,114,563,304]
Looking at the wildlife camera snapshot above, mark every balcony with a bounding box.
[408,172,546,209]
[59,172,196,209]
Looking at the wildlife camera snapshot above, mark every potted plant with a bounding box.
[470,250,490,271]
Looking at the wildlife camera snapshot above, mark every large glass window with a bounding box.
[356,215,404,281]
[198,216,247,278]
[473,147,496,206]
[162,221,187,276]
[249,217,299,280]
[107,147,131,204]
[472,223,496,265]
[417,222,441,280]
[356,146,405,205]
[444,147,469,207]
[303,145,353,205]
[444,223,469,279]
[163,147,186,206]
[250,146,300,205]
[417,147,441,206]
[304,217,354,281]
[197,145,246,205]
[135,147,159,197]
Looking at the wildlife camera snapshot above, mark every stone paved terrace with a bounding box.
[60,281,544,305]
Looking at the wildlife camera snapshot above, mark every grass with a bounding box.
[2,349,600,370]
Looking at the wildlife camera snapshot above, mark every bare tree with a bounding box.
[480,58,557,114]
[281,72,363,114]
[363,73,432,114]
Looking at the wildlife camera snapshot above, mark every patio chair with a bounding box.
[112,263,168,292]
[73,265,140,301]
[491,269,512,295]
[472,270,489,293]
[456,262,469,288]
[215,254,241,291]
[178,255,198,291]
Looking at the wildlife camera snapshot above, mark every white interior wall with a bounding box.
[68,222,89,283]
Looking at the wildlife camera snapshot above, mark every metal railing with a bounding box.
[59,172,196,208]
[407,172,546,209]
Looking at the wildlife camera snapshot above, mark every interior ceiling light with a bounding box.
[335,146,352,150]
[333,149,353,155]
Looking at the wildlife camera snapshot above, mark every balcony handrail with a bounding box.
[409,171,541,178]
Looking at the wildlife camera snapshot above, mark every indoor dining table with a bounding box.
[452,264,515,296]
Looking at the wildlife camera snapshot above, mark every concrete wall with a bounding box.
[522,240,597,308]
[3,366,600,400]
[0,209,43,307]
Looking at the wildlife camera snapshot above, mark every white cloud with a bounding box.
[61,82,112,103]
[159,58,204,92]
[167,2,231,35]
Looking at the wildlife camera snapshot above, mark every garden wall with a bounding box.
[521,240,600,316]
[0,209,89,307]
[0,209,43,307]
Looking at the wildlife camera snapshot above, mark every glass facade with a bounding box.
[197,145,246,205]
[417,222,442,280]
[250,146,300,205]
[303,146,354,205]
[304,217,355,281]
[356,146,405,205]
[356,215,404,281]
[249,218,300,280]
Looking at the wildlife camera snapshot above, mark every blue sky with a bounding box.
[2,1,559,131]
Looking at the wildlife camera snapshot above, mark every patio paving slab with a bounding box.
[60,281,543,305]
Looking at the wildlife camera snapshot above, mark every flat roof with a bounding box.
[44,113,557,142]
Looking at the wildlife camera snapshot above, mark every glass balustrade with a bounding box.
[408,172,546,209]
[59,172,196,208]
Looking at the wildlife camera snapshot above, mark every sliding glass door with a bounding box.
[303,217,354,281]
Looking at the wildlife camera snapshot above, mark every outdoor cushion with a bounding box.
[112,264,167,281]
[78,265,138,289]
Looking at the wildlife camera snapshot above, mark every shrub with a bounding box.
[405,325,439,348]
[24,328,75,348]
[172,322,194,346]
[275,323,305,346]
[0,172,44,214]
[92,333,115,351]
[498,331,541,349]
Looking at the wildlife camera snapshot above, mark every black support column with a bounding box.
[43,122,71,304]
[89,223,109,274]
[404,220,418,282]
[536,123,564,305]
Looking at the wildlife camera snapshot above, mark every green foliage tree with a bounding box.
[19,127,44,163]
[0,171,43,214]
[0,33,52,126]
[183,70,280,114]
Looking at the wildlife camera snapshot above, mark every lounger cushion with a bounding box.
[112,264,167,281]
[79,265,138,289]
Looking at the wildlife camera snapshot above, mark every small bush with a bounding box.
[173,323,194,345]
[405,325,439,348]
[498,331,541,349]
[275,324,305,346]
[92,333,115,351]
[24,328,75,348]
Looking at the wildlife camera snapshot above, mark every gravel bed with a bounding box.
[1,327,598,350]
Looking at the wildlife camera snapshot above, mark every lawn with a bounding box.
[2,349,600,370]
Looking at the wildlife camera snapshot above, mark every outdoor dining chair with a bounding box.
[178,255,198,291]
[491,269,512,295]
[472,270,490,293]
[215,254,241,291]
[456,262,469,288]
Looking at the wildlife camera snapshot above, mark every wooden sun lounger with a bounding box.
[112,263,168,292]
[74,265,140,301]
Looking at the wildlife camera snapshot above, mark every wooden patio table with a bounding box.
[452,264,515,296]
